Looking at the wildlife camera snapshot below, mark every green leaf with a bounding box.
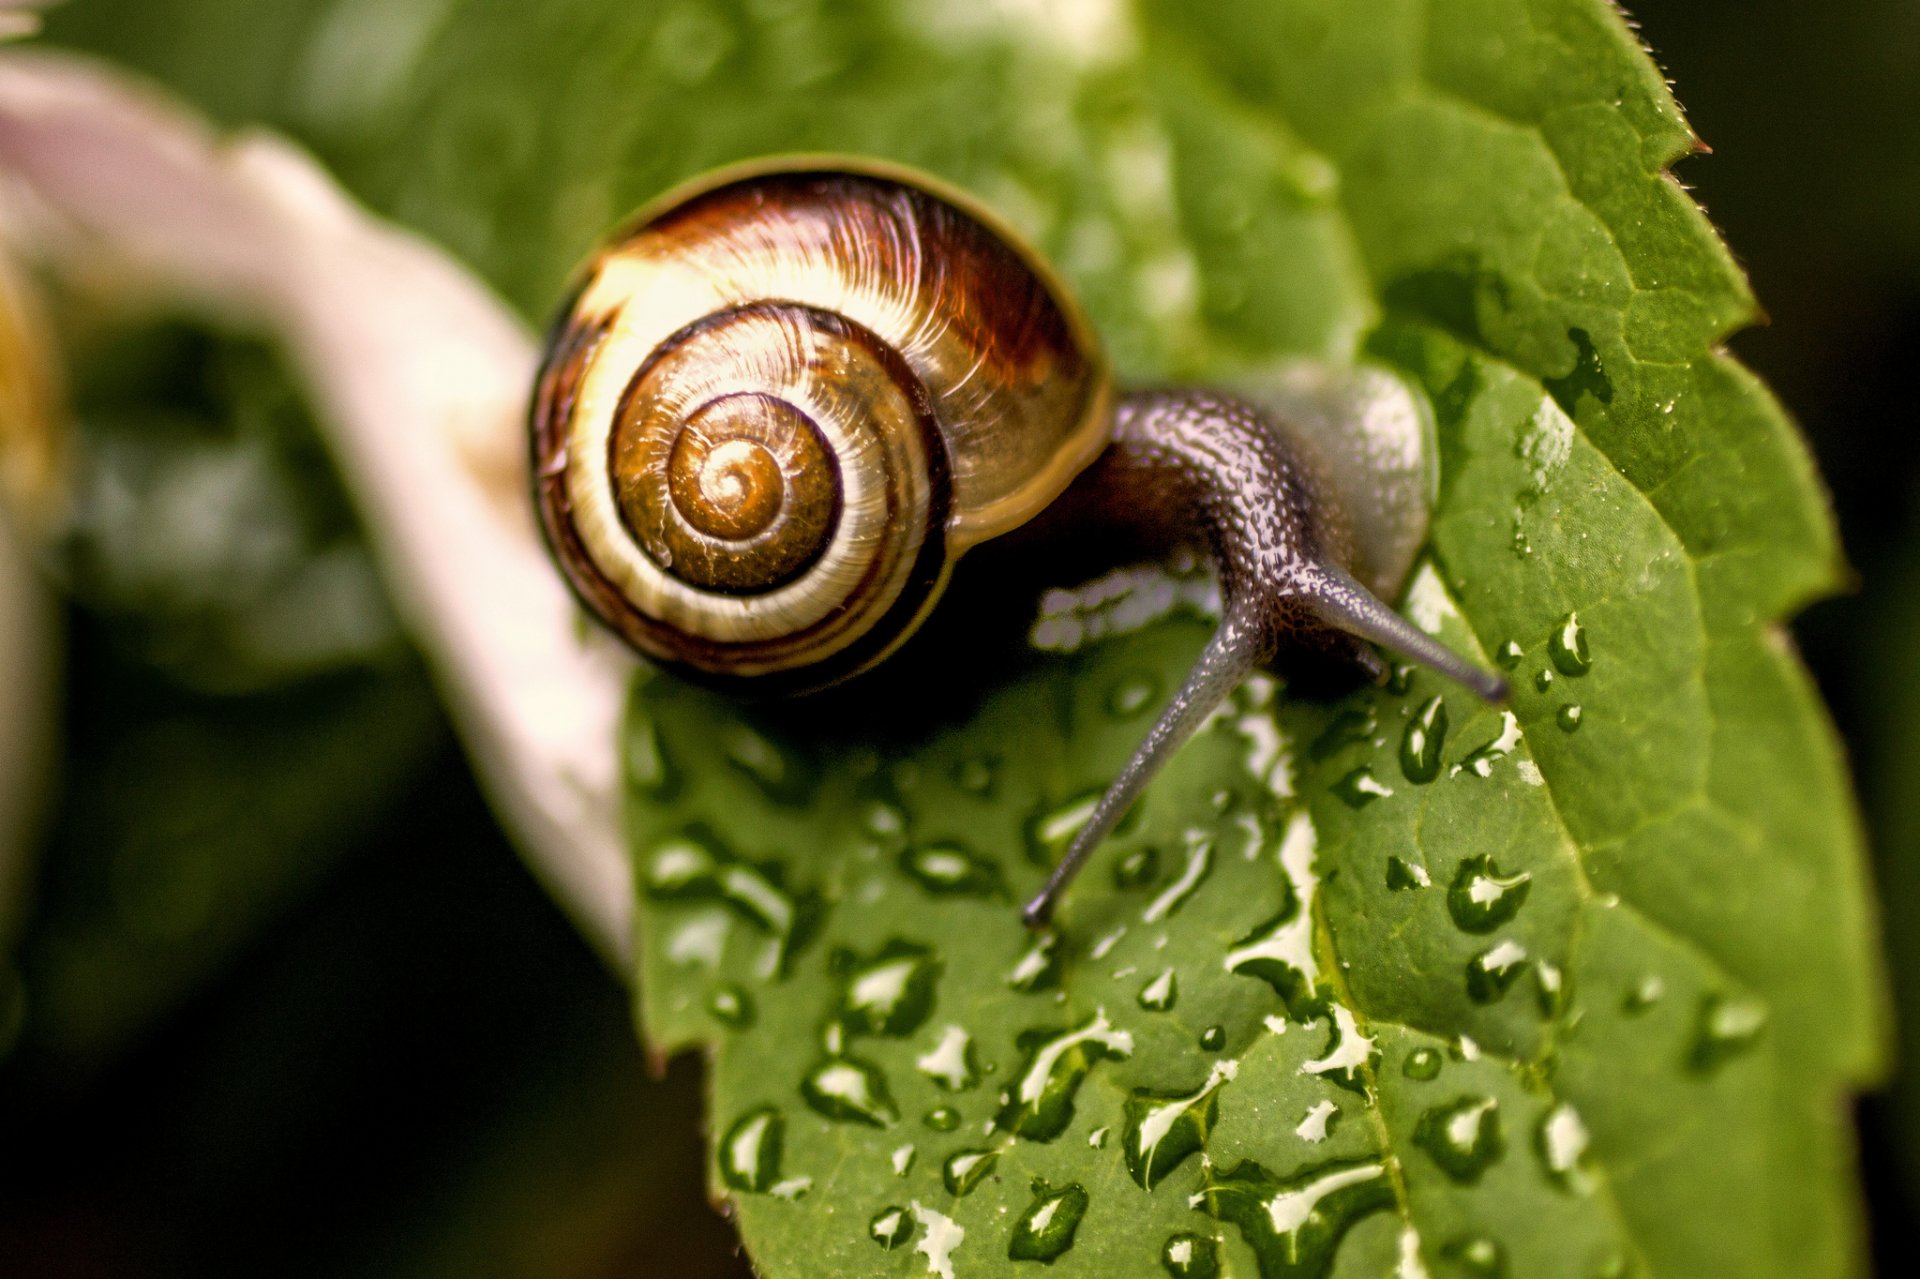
[43,0,1886,1274]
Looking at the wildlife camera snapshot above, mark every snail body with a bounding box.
[532,159,1504,923]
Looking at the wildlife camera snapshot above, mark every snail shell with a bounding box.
[532,159,1111,690]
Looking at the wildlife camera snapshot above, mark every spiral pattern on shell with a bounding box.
[532,163,1110,689]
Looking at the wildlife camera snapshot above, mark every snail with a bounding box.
[530,158,1506,927]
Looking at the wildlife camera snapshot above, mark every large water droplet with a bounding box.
[1447,856,1532,932]
[836,941,939,1037]
[1689,993,1767,1073]
[642,828,818,971]
[718,1106,785,1193]
[901,842,1004,898]
[1303,1004,1376,1094]
[1138,968,1179,1011]
[941,1147,999,1197]
[1199,1025,1227,1052]
[1548,613,1592,677]
[1008,1179,1090,1262]
[1123,1061,1236,1188]
[1557,704,1584,733]
[1466,940,1531,1003]
[1161,1233,1221,1279]
[1386,855,1432,891]
[1400,696,1449,783]
[1414,1096,1504,1183]
[1295,1099,1339,1143]
[1403,1046,1443,1081]
[1197,1157,1392,1279]
[916,1025,979,1091]
[801,1055,897,1127]
[1454,711,1523,778]
[997,1010,1135,1140]
[870,1205,913,1250]
[1332,766,1393,809]
[1495,640,1524,670]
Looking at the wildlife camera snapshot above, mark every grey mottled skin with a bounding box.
[1023,389,1507,927]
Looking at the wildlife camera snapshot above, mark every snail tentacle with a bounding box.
[1021,388,1505,925]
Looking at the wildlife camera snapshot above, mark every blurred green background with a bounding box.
[2,1,1917,1275]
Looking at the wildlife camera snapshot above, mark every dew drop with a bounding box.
[1548,613,1592,676]
[941,1147,999,1197]
[1027,791,1101,866]
[800,1055,898,1127]
[1533,667,1555,693]
[998,1010,1135,1140]
[1454,711,1523,778]
[1446,856,1533,932]
[892,1144,916,1176]
[863,800,908,844]
[642,829,817,971]
[1197,1158,1392,1278]
[1200,1025,1227,1052]
[1402,1046,1443,1081]
[1444,1235,1508,1278]
[1123,1061,1236,1188]
[1008,934,1062,993]
[1295,1099,1339,1143]
[1386,855,1432,891]
[1311,707,1377,760]
[1495,640,1524,670]
[718,1105,784,1193]
[1557,704,1584,733]
[1623,973,1664,1014]
[1138,968,1179,1011]
[836,941,940,1037]
[707,985,753,1027]
[624,715,678,798]
[1536,1102,1594,1194]
[1466,940,1531,1003]
[1108,674,1161,718]
[1399,696,1449,784]
[924,1106,961,1132]
[870,1205,914,1250]
[1413,1096,1504,1183]
[722,724,812,803]
[1689,993,1767,1072]
[1143,834,1214,922]
[1534,960,1568,1018]
[1008,1179,1090,1262]
[1387,663,1417,695]
[916,1025,979,1091]
[952,755,998,796]
[1332,766,1393,808]
[1161,1232,1221,1278]
[1115,846,1162,890]
[901,842,1004,898]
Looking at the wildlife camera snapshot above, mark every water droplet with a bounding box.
[1495,640,1524,670]
[1533,667,1555,693]
[1689,993,1767,1072]
[722,724,812,803]
[1199,1024,1227,1051]
[1332,766,1393,808]
[1123,1061,1236,1188]
[1311,708,1377,760]
[718,1106,784,1193]
[624,715,678,798]
[1295,1099,1339,1143]
[641,828,818,971]
[1548,613,1592,676]
[1557,704,1584,733]
[1008,1179,1089,1262]
[1447,856,1533,932]
[1115,846,1161,890]
[1197,1158,1392,1279]
[901,842,1004,898]
[864,801,908,844]
[1399,696,1449,784]
[1108,674,1161,718]
[1026,792,1101,865]
[1536,1102,1594,1194]
[1138,968,1178,1011]
[1443,1235,1508,1277]
[801,1055,897,1127]
[707,985,753,1027]
[1623,973,1664,1014]
[870,1205,913,1249]
[952,755,997,796]
[1303,1003,1376,1094]
[1088,1126,1110,1148]
[836,941,939,1037]
[997,1010,1134,1140]
[916,1025,979,1091]
[1414,1096,1504,1183]
[1453,711,1523,778]
[1402,1046,1443,1080]
[1466,940,1531,1003]
[1534,961,1569,1017]
[924,1106,961,1132]
[891,1144,916,1176]
[1008,934,1062,993]
[1161,1233,1221,1279]
[1387,663,1416,695]
[1143,834,1214,922]
[941,1147,999,1197]
[1386,855,1432,891]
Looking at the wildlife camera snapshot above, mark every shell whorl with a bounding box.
[532,164,1109,689]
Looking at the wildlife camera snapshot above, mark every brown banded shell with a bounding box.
[531,161,1111,689]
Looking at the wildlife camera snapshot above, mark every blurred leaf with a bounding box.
[41,1,1886,1276]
